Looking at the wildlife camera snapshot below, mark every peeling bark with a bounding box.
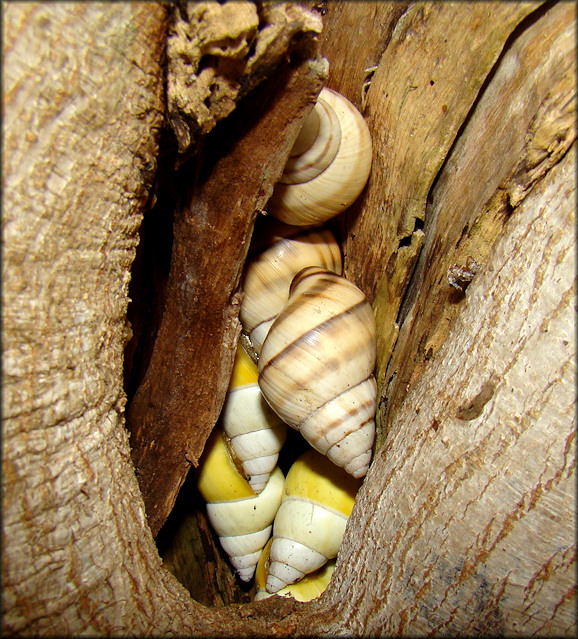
[167,2,323,155]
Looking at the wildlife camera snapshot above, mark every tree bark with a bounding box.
[3,2,575,636]
[319,142,576,636]
[383,0,576,445]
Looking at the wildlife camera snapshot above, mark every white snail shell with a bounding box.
[254,538,336,601]
[266,87,372,226]
[265,449,360,594]
[258,266,377,478]
[196,428,284,582]
[240,226,342,355]
[222,344,287,493]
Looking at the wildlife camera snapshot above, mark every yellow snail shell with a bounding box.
[258,266,377,478]
[196,428,284,582]
[254,538,336,601]
[240,226,342,355]
[266,87,372,226]
[221,344,287,493]
[264,449,361,594]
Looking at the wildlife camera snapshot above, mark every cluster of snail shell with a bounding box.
[195,87,375,599]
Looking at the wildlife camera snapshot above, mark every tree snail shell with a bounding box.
[258,266,377,478]
[196,428,284,582]
[240,226,342,356]
[221,344,287,493]
[267,88,372,226]
[265,449,360,594]
[254,538,336,601]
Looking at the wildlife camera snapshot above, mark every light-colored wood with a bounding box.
[324,142,576,636]
[383,1,576,445]
[2,3,181,634]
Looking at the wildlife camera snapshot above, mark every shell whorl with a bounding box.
[265,449,360,593]
[240,227,342,356]
[258,266,377,478]
[196,428,285,582]
[254,538,336,601]
[222,344,287,493]
[267,87,372,226]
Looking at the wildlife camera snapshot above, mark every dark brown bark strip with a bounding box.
[126,55,327,537]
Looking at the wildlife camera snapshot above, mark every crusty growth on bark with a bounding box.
[167,1,323,153]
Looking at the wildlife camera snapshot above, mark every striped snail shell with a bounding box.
[221,344,287,493]
[254,538,336,601]
[265,449,360,594]
[240,225,342,356]
[196,427,284,582]
[258,266,377,478]
[266,87,372,226]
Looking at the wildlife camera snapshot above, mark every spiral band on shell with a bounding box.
[258,266,377,478]
[222,344,287,493]
[266,87,372,226]
[196,85,375,594]
[240,227,343,356]
[195,428,284,582]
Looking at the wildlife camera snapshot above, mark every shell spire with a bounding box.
[221,344,287,493]
[258,266,377,478]
[266,87,372,226]
[196,428,284,582]
[240,226,342,356]
[254,538,336,602]
[265,449,361,593]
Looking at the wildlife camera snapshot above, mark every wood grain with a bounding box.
[382,1,576,445]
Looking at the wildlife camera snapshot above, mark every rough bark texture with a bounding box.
[2,3,178,634]
[3,1,575,636]
[126,36,327,538]
[166,2,323,155]
[382,0,576,444]
[319,2,542,438]
[319,142,576,636]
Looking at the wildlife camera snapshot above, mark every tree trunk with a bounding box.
[2,1,575,636]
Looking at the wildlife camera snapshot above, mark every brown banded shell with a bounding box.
[258,266,377,478]
[240,227,342,356]
[266,88,372,226]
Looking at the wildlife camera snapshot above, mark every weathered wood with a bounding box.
[126,53,328,536]
[321,142,576,636]
[382,1,576,446]
[341,1,541,298]
[167,2,324,155]
[2,3,173,634]
[317,1,410,110]
[319,3,541,436]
